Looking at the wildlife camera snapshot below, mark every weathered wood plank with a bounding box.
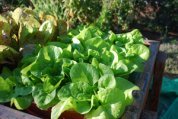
[139,40,160,108]
[0,105,41,119]
[140,110,157,119]
[146,51,167,111]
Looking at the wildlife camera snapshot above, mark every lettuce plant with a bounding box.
[0,25,149,119]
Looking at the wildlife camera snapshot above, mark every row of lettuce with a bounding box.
[0,7,66,65]
[0,8,150,119]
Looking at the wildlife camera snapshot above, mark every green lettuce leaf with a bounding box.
[11,95,33,110]
[32,84,58,110]
[127,44,150,61]
[116,77,140,105]
[84,37,110,51]
[58,82,95,101]
[75,27,92,41]
[98,63,114,76]
[70,63,99,85]
[14,86,33,96]
[38,20,56,43]
[0,45,19,65]
[85,106,111,119]
[87,88,126,119]
[115,29,144,45]
[18,15,40,46]
[54,81,96,119]
[98,74,116,89]
[0,77,15,102]
[21,45,64,84]
[51,98,73,119]
[0,16,12,45]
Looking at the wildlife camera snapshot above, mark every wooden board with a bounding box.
[0,105,41,119]
[140,110,157,119]
[146,51,167,111]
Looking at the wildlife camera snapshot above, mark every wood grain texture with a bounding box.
[0,105,41,119]
[146,51,167,111]
[140,110,157,119]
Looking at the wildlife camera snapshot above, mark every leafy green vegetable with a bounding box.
[84,37,110,51]
[32,84,57,109]
[0,24,149,119]
[51,98,73,119]
[38,20,56,43]
[114,29,144,45]
[52,63,99,119]
[98,63,114,76]
[127,44,150,61]
[12,8,58,46]
[76,27,92,41]
[11,7,23,25]
[94,88,126,119]
[0,77,14,102]
[85,73,127,119]
[11,95,33,110]
[21,45,64,84]
[58,82,94,101]
[52,62,140,119]
[97,88,125,104]
[70,63,99,85]
[0,45,19,65]
[18,15,40,46]
[0,16,12,45]
[1,7,66,54]
[98,74,116,89]
[116,77,139,105]
[14,86,33,96]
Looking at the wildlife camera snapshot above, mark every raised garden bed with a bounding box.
[0,40,167,119]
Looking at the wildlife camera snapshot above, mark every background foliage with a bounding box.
[1,0,178,33]
[133,0,178,33]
